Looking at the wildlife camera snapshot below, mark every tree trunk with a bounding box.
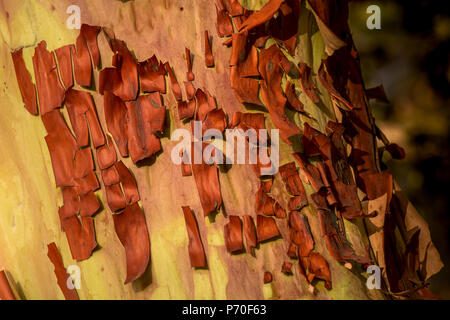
[0,0,443,300]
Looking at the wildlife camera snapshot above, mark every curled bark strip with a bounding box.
[307,252,332,289]
[318,61,354,111]
[104,91,129,157]
[257,214,280,243]
[366,85,389,103]
[80,24,101,68]
[282,261,293,275]
[126,97,162,163]
[191,143,222,216]
[385,143,406,160]
[317,207,371,265]
[230,65,262,106]
[259,45,301,143]
[263,271,273,284]
[307,0,346,56]
[239,0,284,33]
[287,242,298,259]
[293,153,325,192]
[66,88,105,148]
[42,111,77,187]
[72,30,92,87]
[289,211,314,257]
[54,45,74,89]
[255,187,276,216]
[100,38,139,101]
[32,41,65,114]
[332,180,363,219]
[105,184,127,212]
[274,202,286,219]
[11,48,38,115]
[182,206,207,268]
[47,243,79,300]
[61,187,80,217]
[205,30,215,67]
[116,160,140,204]
[216,6,233,37]
[164,62,182,101]
[268,0,300,55]
[298,62,320,103]
[74,171,100,195]
[113,203,150,284]
[96,136,117,170]
[101,165,120,186]
[79,191,100,217]
[203,109,227,133]
[0,270,15,300]
[139,55,167,93]
[181,150,192,176]
[279,162,307,199]
[184,81,196,101]
[62,215,97,261]
[185,47,195,81]
[243,215,258,255]
[285,81,304,112]
[178,100,195,120]
[224,215,244,253]
[195,88,216,122]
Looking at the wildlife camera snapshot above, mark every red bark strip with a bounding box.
[113,203,151,284]
[81,24,101,68]
[139,55,167,93]
[257,215,280,242]
[285,81,304,112]
[62,215,97,261]
[105,184,127,212]
[54,45,74,90]
[307,252,332,289]
[74,171,100,195]
[205,30,215,67]
[184,81,196,101]
[259,45,301,143]
[96,136,117,170]
[289,211,314,257]
[100,38,139,101]
[101,165,120,186]
[216,7,233,38]
[191,142,223,216]
[263,271,273,284]
[182,206,207,268]
[72,30,92,87]
[104,90,129,157]
[185,47,195,81]
[298,62,320,103]
[318,61,354,111]
[11,48,38,115]
[47,243,79,300]
[224,215,244,253]
[164,62,182,101]
[79,191,100,217]
[32,41,65,114]
[281,261,293,275]
[126,97,162,163]
[116,160,140,204]
[178,100,195,120]
[42,110,77,187]
[203,109,227,133]
[239,0,284,33]
[0,270,16,300]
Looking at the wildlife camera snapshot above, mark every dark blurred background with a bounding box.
[348,0,449,298]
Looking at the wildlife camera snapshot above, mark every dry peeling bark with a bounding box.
[0,0,443,300]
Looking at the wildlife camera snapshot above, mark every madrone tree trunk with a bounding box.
[0,0,443,299]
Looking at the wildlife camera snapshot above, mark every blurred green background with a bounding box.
[349,0,449,298]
